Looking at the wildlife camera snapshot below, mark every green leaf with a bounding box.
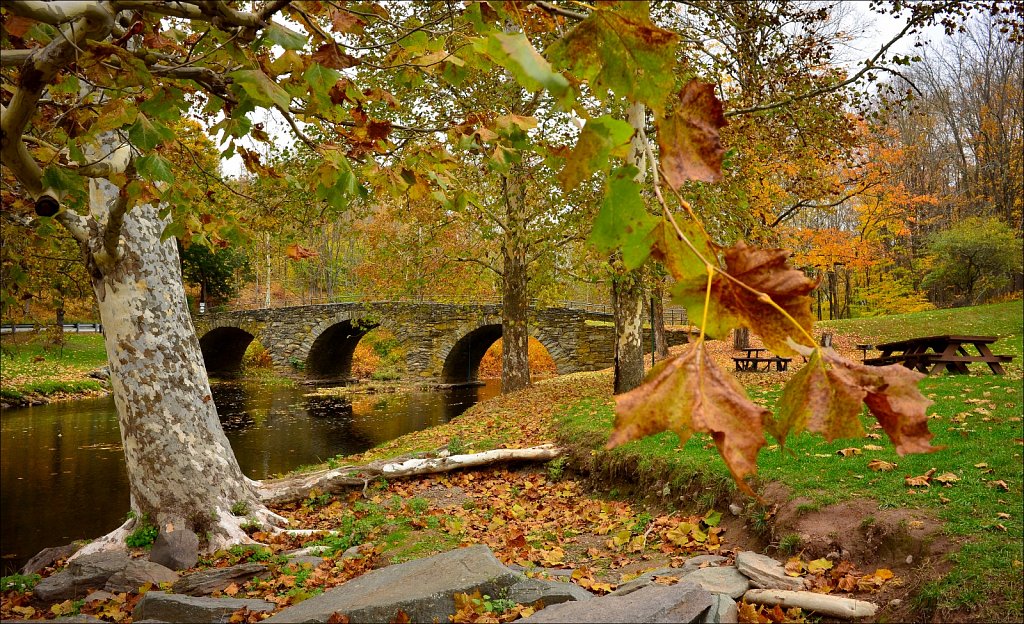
[474,32,574,109]
[127,113,174,151]
[303,64,342,95]
[265,21,307,50]
[139,86,187,122]
[315,149,360,210]
[588,166,659,270]
[651,216,716,284]
[40,165,84,196]
[702,510,722,527]
[230,69,292,110]
[91,99,138,135]
[558,115,634,191]
[546,5,678,115]
[135,154,175,183]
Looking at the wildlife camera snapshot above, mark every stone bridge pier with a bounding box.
[193,302,689,385]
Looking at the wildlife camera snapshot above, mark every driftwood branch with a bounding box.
[256,444,564,505]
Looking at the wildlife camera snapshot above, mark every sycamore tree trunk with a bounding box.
[75,183,281,556]
[612,101,649,394]
[501,167,531,393]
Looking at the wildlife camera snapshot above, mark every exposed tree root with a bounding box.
[64,446,561,563]
[255,444,564,505]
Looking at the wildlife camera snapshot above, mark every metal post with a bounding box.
[650,296,656,367]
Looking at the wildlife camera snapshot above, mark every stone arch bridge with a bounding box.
[194,302,689,384]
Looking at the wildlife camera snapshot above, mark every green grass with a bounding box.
[555,300,1023,619]
[0,333,108,399]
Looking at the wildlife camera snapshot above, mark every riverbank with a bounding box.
[0,334,109,407]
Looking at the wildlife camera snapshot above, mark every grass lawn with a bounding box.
[555,300,1023,620]
[0,333,108,402]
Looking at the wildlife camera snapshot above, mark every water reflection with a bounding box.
[0,379,498,574]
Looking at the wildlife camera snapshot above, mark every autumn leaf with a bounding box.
[286,244,319,261]
[820,349,938,455]
[836,447,862,457]
[312,44,359,70]
[934,472,959,484]
[558,116,634,190]
[587,166,659,270]
[608,341,768,492]
[807,558,833,574]
[651,216,717,285]
[905,468,935,487]
[867,459,897,472]
[675,242,816,355]
[657,81,728,187]
[545,5,678,114]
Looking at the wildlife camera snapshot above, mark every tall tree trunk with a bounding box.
[500,167,531,393]
[612,101,648,394]
[77,194,279,556]
[652,278,669,357]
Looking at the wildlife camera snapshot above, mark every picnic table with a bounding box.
[864,335,1013,375]
[733,348,792,372]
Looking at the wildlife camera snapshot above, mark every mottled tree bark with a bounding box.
[611,101,649,394]
[75,181,281,556]
[652,278,669,357]
[500,167,531,393]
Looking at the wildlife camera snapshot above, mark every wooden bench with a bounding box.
[733,356,792,372]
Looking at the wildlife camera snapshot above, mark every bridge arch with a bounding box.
[197,321,263,377]
[304,313,399,381]
[438,321,570,384]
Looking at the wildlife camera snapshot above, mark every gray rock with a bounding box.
[132,591,276,623]
[521,581,714,623]
[681,555,728,572]
[735,552,805,591]
[702,594,739,624]
[263,545,522,623]
[84,590,117,603]
[286,556,324,569]
[172,563,268,596]
[506,577,594,607]
[34,552,132,602]
[609,568,678,597]
[149,526,199,571]
[683,566,749,599]
[87,367,110,380]
[104,559,179,593]
[508,565,574,578]
[51,616,103,623]
[21,542,84,575]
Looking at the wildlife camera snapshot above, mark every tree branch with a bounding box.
[0,2,114,207]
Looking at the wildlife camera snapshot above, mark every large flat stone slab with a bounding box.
[520,581,714,623]
[104,559,178,593]
[263,545,522,623]
[171,563,268,596]
[132,591,276,623]
[506,577,594,607]
[33,552,132,602]
[683,566,749,599]
[735,552,805,591]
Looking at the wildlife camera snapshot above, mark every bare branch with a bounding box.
[533,1,588,21]
[0,50,34,67]
[4,1,99,24]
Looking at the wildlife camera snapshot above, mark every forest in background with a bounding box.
[2,4,1021,328]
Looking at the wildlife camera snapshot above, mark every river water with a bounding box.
[0,380,498,574]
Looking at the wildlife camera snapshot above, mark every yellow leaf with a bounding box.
[873,568,894,580]
[934,472,959,484]
[807,558,833,573]
[863,444,885,451]
[837,447,862,457]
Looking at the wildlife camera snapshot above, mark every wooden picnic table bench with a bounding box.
[864,335,1013,375]
[733,348,793,372]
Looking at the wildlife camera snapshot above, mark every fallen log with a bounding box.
[256,444,564,505]
[743,589,878,619]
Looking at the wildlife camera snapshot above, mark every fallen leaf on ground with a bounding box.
[934,472,959,484]
[868,459,897,472]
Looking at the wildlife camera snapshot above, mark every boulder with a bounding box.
[263,545,522,623]
[33,552,132,602]
[506,577,594,607]
[171,563,268,596]
[149,526,199,571]
[287,556,324,569]
[611,555,729,597]
[735,552,805,591]
[21,542,85,575]
[683,566,749,599]
[702,594,739,624]
[520,581,713,623]
[84,590,117,604]
[50,616,103,623]
[132,591,276,623]
[104,559,178,593]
